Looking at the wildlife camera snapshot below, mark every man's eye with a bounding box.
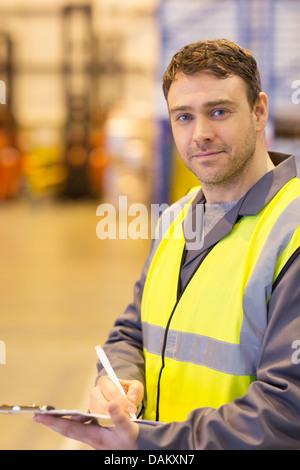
[213,109,227,117]
[178,114,191,121]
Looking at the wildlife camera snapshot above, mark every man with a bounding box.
[34,39,300,449]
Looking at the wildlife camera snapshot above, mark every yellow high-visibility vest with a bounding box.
[141,178,300,423]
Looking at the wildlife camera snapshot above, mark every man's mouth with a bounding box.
[192,150,224,158]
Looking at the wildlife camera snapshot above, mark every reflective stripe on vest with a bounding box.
[141,178,300,423]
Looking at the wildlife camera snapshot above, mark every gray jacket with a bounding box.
[99,152,300,450]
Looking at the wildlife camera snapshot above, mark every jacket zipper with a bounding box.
[155,245,215,421]
[155,276,183,421]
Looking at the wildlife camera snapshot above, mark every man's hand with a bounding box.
[89,376,144,417]
[33,402,139,450]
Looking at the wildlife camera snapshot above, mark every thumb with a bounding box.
[108,402,138,448]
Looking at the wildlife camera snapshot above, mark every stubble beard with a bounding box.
[187,129,257,190]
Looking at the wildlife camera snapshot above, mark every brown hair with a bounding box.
[162,39,262,108]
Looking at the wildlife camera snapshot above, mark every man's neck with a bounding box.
[201,149,275,204]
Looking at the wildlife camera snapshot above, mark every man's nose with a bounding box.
[192,117,215,143]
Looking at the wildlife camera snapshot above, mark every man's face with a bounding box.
[167,72,260,189]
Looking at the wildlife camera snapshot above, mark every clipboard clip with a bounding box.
[0,404,55,412]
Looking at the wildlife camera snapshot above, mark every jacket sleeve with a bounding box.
[137,252,300,450]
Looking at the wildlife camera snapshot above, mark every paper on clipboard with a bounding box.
[0,405,114,427]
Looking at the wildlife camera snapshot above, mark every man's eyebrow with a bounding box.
[169,99,237,115]
[169,105,193,115]
[203,99,236,108]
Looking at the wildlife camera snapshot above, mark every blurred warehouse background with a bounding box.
[0,0,300,450]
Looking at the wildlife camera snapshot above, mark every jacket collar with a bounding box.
[238,152,297,216]
[186,152,297,255]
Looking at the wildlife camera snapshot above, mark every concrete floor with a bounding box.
[0,197,149,450]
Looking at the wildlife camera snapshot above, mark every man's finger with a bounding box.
[107,402,139,447]
[96,376,138,416]
[124,380,144,406]
[98,376,128,403]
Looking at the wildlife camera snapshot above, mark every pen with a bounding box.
[95,345,136,420]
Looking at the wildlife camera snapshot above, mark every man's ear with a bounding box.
[253,92,268,132]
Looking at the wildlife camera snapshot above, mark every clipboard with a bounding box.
[0,404,163,428]
[0,404,114,427]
